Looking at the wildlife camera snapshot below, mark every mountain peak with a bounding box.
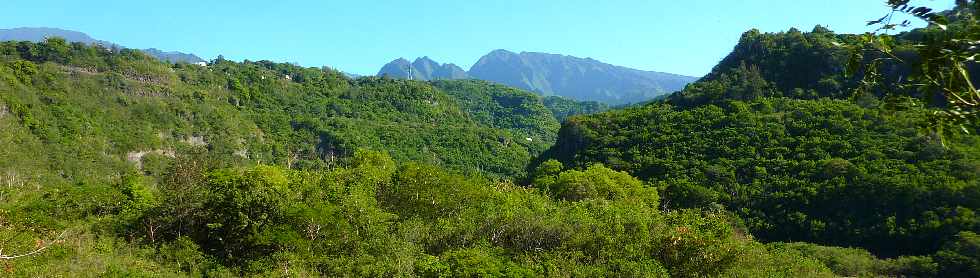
[487,49,518,56]
[413,56,439,68]
[377,50,697,104]
[378,56,469,81]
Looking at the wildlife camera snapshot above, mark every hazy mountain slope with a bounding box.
[377,57,469,80]
[468,50,697,105]
[141,48,206,64]
[378,50,698,105]
[0,27,205,63]
[0,27,110,45]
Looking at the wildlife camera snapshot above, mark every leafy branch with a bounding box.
[852,0,979,143]
[0,230,66,260]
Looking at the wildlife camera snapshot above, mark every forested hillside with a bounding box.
[541,98,979,257]
[0,38,576,181]
[538,3,980,276]
[1,1,978,277]
[0,38,857,277]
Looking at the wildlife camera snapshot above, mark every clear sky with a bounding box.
[0,0,956,77]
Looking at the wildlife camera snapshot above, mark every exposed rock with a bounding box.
[183,136,206,147]
[126,149,176,169]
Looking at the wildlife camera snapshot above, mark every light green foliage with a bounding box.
[857,0,980,134]
[432,79,561,154]
[200,166,294,261]
[9,149,823,276]
[772,242,940,277]
[538,163,659,208]
[0,39,588,185]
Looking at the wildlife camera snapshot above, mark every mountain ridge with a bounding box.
[377,50,698,104]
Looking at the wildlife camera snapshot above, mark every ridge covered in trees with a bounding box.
[538,2,980,276]
[0,1,978,277]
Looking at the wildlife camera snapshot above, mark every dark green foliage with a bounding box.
[856,1,980,134]
[539,15,980,268]
[669,26,853,107]
[936,231,980,277]
[540,98,980,257]
[542,95,609,122]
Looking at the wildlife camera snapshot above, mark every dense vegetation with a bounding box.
[538,2,980,276]
[0,38,829,277]
[0,37,912,277]
[5,148,862,276]
[541,96,609,123]
[668,26,854,107]
[1,1,978,277]
[0,37,579,181]
[540,98,979,257]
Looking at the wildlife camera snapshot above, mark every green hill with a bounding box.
[1,2,978,276]
[0,38,575,181]
[537,6,980,276]
[0,39,849,276]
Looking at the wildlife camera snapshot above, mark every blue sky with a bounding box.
[1,0,955,77]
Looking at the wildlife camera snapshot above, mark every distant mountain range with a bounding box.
[0,27,205,64]
[2,27,694,104]
[140,48,205,64]
[378,50,698,104]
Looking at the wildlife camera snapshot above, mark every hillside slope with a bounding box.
[537,23,980,267]
[470,50,697,105]
[0,38,855,277]
[0,39,565,183]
